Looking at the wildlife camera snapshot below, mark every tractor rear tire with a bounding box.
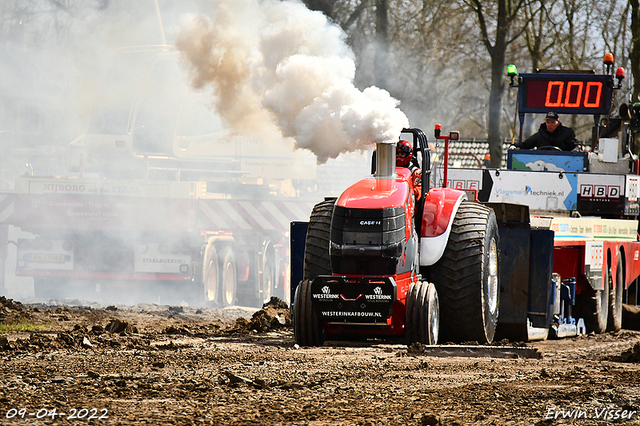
[292,199,334,346]
[293,279,325,346]
[406,281,439,345]
[607,251,624,332]
[430,201,500,344]
[303,198,335,281]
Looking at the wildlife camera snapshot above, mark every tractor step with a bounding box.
[416,345,541,359]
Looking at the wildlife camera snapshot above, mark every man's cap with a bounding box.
[545,111,559,121]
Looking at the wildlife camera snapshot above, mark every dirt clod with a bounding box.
[420,414,439,425]
[620,342,640,363]
[233,297,291,333]
[105,318,137,334]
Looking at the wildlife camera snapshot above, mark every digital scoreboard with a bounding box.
[517,73,614,116]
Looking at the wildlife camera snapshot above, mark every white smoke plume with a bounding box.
[175,0,409,164]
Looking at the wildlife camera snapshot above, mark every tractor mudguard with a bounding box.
[419,188,467,266]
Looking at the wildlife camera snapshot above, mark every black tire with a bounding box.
[575,288,608,334]
[406,281,439,345]
[303,199,335,281]
[291,199,333,345]
[219,246,237,307]
[607,251,624,332]
[195,239,219,307]
[537,145,562,151]
[293,279,325,346]
[429,201,500,344]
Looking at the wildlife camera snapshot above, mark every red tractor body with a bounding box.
[317,168,421,338]
[293,128,499,346]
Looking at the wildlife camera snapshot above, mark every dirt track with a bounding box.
[1,296,640,426]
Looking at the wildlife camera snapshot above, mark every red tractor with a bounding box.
[292,127,500,346]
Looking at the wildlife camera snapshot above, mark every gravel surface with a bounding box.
[1,296,640,425]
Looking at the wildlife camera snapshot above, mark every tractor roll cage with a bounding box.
[401,127,431,237]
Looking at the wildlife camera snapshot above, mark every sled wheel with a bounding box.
[406,281,439,345]
[293,279,325,346]
[607,250,624,332]
[576,286,609,334]
[303,198,335,281]
[219,246,237,307]
[430,201,500,344]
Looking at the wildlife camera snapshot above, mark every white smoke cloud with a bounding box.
[175,0,409,164]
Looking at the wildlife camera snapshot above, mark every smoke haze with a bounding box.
[175,0,409,164]
[0,0,375,305]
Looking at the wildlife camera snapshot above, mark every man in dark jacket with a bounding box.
[516,112,578,151]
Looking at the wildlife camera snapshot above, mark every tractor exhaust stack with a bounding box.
[376,142,396,178]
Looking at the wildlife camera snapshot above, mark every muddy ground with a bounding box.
[0,296,640,426]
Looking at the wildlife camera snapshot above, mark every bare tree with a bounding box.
[300,0,372,31]
[301,0,336,17]
[373,0,389,89]
[0,0,112,49]
[467,0,530,167]
[630,0,640,102]
[522,0,559,71]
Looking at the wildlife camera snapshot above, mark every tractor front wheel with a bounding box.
[406,281,439,345]
[293,279,325,347]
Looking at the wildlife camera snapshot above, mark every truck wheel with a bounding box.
[193,239,220,307]
[261,262,275,304]
[430,201,500,344]
[406,281,439,345]
[259,240,276,304]
[293,279,325,346]
[34,278,65,299]
[219,247,237,307]
[576,288,608,334]
[202,241,220,306]
[303,198,335,281]
[607,251,624,332]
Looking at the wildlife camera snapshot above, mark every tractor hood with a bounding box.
[336,168,412,210]
[330,168,414,277]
